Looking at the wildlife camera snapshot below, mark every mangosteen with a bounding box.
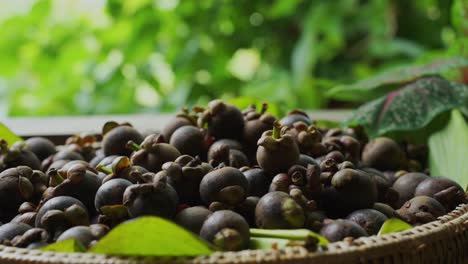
[242,168,270,197]
[235,196,260,227]
[208,140,249,168]
[256,121,300,174]
[208,139,243,160]
[0,166,36,222]
[392,172,430,208]
[94,178,132,226]
[199,166,248,208]
[101,122,144,156]
[9,228,49,248]
[0,140,41,170]
[361,168,399,206]
[35,196,89,239]
[362,137,407,171]
[320,219,368,242]
[346,209,388,235]
[175,206,212,234]
[128,134,181,173]
[243,103,276,149]
[43,163,101,212]
[97,156,148,184]
[41,149,85,172]
[161,108,197,142]
[395,196,446,225]
[304,210,326,232]
[198,99,245,140]
[200,210,250,251]
[255,191,305,229]
[170,126,207,158]
[64,133,98,162]
[287,122,326,157]
[57,224,109,248]
[321,169,378,218]
[414,177,465,211]
[162,155,213,205]
[11,211,37,227]
[123,173,178,219]
[0,222,32,244]
[297,154,319,168]
[279,110,312,127]
[373,203,395,218]
[24,137,57,161]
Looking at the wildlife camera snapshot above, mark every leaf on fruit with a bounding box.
[250,228,328,246]
[378,218,413,236]
[326,57,468,101]
[429,109,468,188]
[41,239,86,253]
[0,122,22,145]
[89,217,213,257]
[343,76,468,139]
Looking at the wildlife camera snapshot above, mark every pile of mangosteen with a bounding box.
[0,99,466,251]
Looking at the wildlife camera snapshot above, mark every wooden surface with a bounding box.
[2,110,352,137]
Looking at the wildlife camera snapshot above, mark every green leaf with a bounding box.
[89,217,213,257]
[452,0,468,36]
[429,109,468,188]
[41,239,86,253]
[377,218,413,236]
[268,0,303,18]
[326,57,468,102]
[0,122,23,145]
[250,228,328,246]
[344,76,468,139]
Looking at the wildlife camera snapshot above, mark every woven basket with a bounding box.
[0,203,466,264]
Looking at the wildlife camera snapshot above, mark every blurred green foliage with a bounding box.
[0,0,465,117]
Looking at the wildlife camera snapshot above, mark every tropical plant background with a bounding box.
[0,0,466,117]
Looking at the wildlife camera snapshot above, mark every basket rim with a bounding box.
[0,203,467,264]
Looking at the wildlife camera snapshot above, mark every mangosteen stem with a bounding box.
[0,139,9,154]
[126,141,142,151]
[250,228,327,245]
[260,103,268,115]
[272,121,282,139]
[96,165,113,175]
[48,169,65,187]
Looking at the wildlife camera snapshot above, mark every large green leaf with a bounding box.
[429,110,468,188]
[326,57,468,101]
[0,123,22,145]
[377,218,413,236]
[41,239,86,253]
[344,76,468,139]
[89,217,213,257]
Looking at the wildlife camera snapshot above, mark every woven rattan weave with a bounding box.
[0,203,466,264]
